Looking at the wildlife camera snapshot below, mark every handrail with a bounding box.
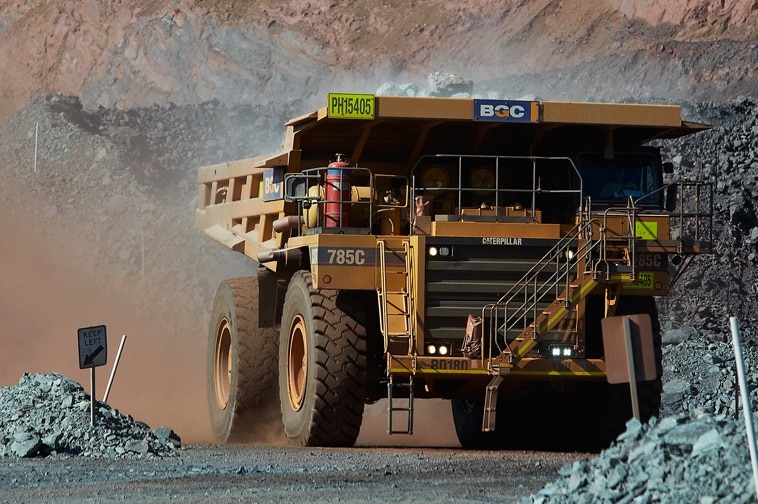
[481,214,606,363]
[631,179,714,250]
[480,179,714,369]
[409,154,583,226]
[284,166,375,234]
[377,240,390,352]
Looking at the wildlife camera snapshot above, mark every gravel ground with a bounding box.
[0,443,584,503]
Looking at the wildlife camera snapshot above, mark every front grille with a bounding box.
[423,237,556,353]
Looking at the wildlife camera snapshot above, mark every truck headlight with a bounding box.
[548,344,573,358]
[426,343,451,356]
[428,246,452,257]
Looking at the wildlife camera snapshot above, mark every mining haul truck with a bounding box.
[196,94,713,450]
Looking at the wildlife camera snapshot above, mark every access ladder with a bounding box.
[377,239,416,434]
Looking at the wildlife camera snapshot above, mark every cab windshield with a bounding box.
[579,152,663,208]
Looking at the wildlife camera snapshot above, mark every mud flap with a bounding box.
[257,268,285,328]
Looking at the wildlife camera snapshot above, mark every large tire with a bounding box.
[278,271,367,447]
[451,397,497,449]
[207,277,280,443]
[602,296,663,431]
[452,296,663,452]
[565,295,663,451]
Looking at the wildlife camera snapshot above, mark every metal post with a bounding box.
[33,121,38,173]
[730,317,758,500]
[90,367,96,426]
[623,316,640,420]
[103,334,127,403]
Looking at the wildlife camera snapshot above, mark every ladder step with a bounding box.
[387,377,414,435]
[482,376,503,432]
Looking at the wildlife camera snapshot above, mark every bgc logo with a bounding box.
[263,167,284,201]
[473,99,539,123]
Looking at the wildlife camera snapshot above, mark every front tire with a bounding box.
[569,295,663,451]
[451,396,498,449]
[279,271,367,446]
[207,277,280,443]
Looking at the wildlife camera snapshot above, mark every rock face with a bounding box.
[0,373,180,458]
[1,1,757,116]
[657,97,758,337]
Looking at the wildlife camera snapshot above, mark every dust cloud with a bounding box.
[0,213,461,447]
[0,215,213,443]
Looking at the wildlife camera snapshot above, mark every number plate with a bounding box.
[626,271,654,289]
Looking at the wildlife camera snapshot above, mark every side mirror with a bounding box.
[662,162,674,174]
[284,174,320,201]
[665,184,677,212]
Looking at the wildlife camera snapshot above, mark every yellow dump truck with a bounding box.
[197,94,713,450]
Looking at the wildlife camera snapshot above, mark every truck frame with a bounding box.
[196,94,713,450]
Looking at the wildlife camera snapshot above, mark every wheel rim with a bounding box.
[286,314,308,411]
[214,317,233,410]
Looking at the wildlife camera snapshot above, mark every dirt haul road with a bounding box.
[0,444,584,503]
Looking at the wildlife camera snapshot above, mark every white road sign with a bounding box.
[78,325,107,369]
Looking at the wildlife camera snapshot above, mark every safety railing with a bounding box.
[481,214,608,365]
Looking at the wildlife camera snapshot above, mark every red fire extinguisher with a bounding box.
[324,154,351,228]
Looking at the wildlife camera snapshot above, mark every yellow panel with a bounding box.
[431,221,561,238]
[542,101,682,127]
[375,96,473,120]
[635,221,658,240]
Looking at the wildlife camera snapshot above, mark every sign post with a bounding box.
[77,325,108,426]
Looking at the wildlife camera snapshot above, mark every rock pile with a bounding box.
[526,333,758,501]
[523,413,756,503]
[0,373,180,458]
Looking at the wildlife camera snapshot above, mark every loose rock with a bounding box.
[0,373,180,458]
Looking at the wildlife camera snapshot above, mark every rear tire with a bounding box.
[207,277,280,443]
[279,271,367,446]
